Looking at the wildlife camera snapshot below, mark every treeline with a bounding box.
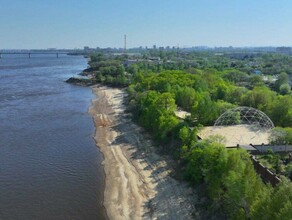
[89,51,292,92]
[182,139,292,219]
[128,69,292,127]
[87,54,129,87]
[126,69,292,219]
[132,50,292,76]
[88,53,292,219]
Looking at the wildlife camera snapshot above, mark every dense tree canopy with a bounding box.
[88,51,292,218]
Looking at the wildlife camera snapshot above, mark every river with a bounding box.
[0,54,107,220]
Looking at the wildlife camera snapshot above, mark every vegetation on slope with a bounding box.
[87,51,292,219]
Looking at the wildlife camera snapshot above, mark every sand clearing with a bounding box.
[89,85,197,220]
[199,125,271,147]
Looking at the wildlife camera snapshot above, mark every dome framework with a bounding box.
[214,106,274,130]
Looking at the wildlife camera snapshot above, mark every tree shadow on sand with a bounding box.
[110,109,202,219]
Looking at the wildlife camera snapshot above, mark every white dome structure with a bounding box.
[199,107,274,147]
[214,106,274,130]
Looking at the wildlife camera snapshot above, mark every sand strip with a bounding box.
[89,85,197,220]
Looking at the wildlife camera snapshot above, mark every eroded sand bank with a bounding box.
[89,85,197,220]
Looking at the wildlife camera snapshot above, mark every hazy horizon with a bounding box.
[2,45,292,51]
[1,0,292,49]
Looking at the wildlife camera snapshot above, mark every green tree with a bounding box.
[251,180,292,220]
[226,86,248,104]
[222,149,265,219]
[223,70,249,84]
[127,64,138,75]
[202,142,229,199]
[95,72,105,82]
[250,75,264,87]
[175,86,197,111]
[269,127,292,145]
[215,100,236,116]
[191,92,217,125]
[270,96,292,127]
[183,142,265,219]
[279,83,291,95]
[215,80,231,100]
[240,86,276,111]
[274,72,289,92]
[179,126,198,147]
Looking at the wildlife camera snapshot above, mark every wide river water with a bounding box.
[0,54,107,220]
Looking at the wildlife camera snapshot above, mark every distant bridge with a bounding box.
[0,51,69,58]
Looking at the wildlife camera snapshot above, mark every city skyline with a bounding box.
[1,0,292,49]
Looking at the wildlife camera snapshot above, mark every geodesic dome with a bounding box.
[214,106,274,130]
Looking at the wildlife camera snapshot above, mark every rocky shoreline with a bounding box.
[65,77,96,86]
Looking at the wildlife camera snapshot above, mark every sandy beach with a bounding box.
[89,85,197,220]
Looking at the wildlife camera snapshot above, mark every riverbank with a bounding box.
[89,85,198,219]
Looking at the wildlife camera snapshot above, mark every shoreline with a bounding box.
[89,85,198,219]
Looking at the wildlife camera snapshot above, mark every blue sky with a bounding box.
[1,0,292,49]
